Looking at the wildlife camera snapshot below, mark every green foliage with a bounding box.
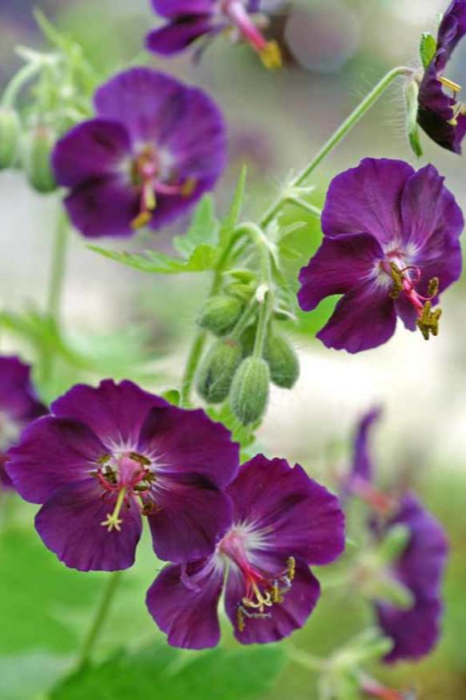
[419,32,437,69]
[173,196,219,257]
[51,643,285,700]
[219,166,248,247]
[404,79,423,158]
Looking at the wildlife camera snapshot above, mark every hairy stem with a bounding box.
[260,66,414,228]
[1,61,42,108]
[47,207,69,320]
[286,196,322,218]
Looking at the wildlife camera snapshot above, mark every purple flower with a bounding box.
[417,0,466,153]
[52,68,227,238]
[6,380,239,572]
[374,494,448,664]
[147,454,345,649]
[0,356,46,490]
[347,409,448,663]
[298,159,464,353]
[147,1,283,69]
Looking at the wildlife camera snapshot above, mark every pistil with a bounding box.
[223,0,282,69]
[388,262,441,340]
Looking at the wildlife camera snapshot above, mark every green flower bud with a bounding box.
[239,324,256,357]
[22,125,57,194]
[196,338,242,404]
[198,295,244,337]
[264,333,300,389]
[0,107,22,170]
[230,357,270,425]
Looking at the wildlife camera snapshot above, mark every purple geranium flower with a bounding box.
[0,356,46,490]
[147,1,283,69]
[298,158,464,353]
[6,380,239,572]
[417,0,466,153]
[52,68,227,238]
[347,409,448,664]
[147,454,345,649]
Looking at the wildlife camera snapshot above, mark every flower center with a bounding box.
[130,146,197,230]
[383,259,441,340]
[220,0,282,69]
[438,76,466,126]
[92,452,155,532]
[218,527,295,632]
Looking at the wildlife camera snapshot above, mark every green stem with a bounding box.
[47,208,69,320]
[76,571,123,673]
[1,61,42,108]
[286,196,322,218]
[260,66,413,228]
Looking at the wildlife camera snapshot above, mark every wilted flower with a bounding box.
[298,158,463,353]
[52,68,227,238]
[0,356,46,490]
[347,409,448,663]
[147,0,283,69]
[147,454,345,648]
[417,0,466,153]
[7,380,239,572]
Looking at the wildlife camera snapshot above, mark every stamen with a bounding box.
[101,487,127,532]
[439,76,462,93]
[416,302,442,340]
[387,263,442,340]
[224,0,282,70]
[259,41,282,70]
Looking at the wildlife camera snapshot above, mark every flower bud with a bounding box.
[196,338,242,404]
[22,125,58,194]
[264,333,300,389]
[230,357,270,425]
[0,107,21,170]
[198,295,244,337]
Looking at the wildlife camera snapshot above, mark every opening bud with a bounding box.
[264,333,300,389]
[230,357,270,425]
[22,124,58,194]
[196,338,242,404]
[198,295,244,337]
[0,107,22,170]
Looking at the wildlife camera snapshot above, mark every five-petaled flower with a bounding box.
[6,380,239,572]
[347,408,448,664]
[417,0,466,153]
[147,454,345,648]
[298,158,464,353]
[52,68,227,238]
[0,356,46,490]
[147,0,283,69]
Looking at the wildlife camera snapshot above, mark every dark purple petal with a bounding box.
[147,474,233,562]
[417,67,465,154]
[35,479,142,572]
[0,457,13,490]
[52,119,132,189]
[376,494,448,663]
[298,233,384,312]
[51,381,167,450]
[146,17,214,55]
[146,558,223,649]
[151,0,215,18]
[225,558,321,644]
[352,407,382,484]
[137,406,239,488]
[227,455,345,565]
[6,416,106,504]
[436,0,466,66]
[0,356,46,423]
[63,176,139,239]
[321,159,414,246]
[317,281,397,353]
[394,295,418,332]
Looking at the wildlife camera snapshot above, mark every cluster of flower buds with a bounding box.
[196,280,300,425]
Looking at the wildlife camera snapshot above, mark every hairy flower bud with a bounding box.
[230,357,270,425]
[0,107,21,170]
[198,295,244,337]
[196,338,242,404]
[22,125,57,194]
[264,333,300,389]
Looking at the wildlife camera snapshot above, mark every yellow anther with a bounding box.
[242,582,273,612]
[181,178,197,197]
[416,302,442,340]
[131,211,152,230]
[259,41,282,70]
[427,277,439,297]
[237,607,246,633]
[271,581,283,604]
[101,488,127,532]
[287,557,296,582]
[388,262,403,299]
[439,76,462,93]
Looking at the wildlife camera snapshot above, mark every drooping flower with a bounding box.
[147,454,345,648]
[6,380,239,572]
[417,0,466,153]
[346,409,448,664]
[146,1,283,69]
[52,68,227,238]
[0,356,46,490]
[298,158,463,353]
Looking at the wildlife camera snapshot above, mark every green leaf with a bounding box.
[419,32,437,69]
[404,79,423,158]
[173,196,219,258]
[88,244,219,275]
[51,642,285,700]
[219,166,248,247]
